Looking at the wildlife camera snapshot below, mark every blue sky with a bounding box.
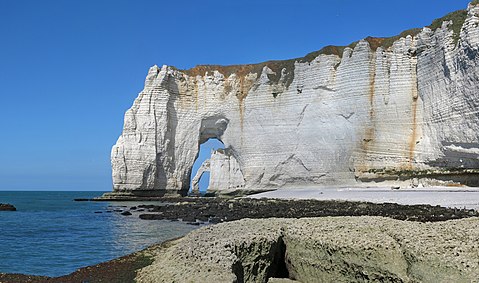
[0,0,473,191]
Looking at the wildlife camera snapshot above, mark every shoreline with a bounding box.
[0,238,179,283]
[2,195,478,282]
[79,186,479,209]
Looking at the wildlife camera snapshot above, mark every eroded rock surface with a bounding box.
[136,217,479,283]
[191,149,245,195]
[109,3,479,197]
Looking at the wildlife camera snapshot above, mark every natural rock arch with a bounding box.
[190,158,210,195]
[191,148,246,195]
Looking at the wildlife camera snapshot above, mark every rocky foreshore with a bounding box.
[3,197,478,282]
[136,216,479,283]
[134,197,478,224]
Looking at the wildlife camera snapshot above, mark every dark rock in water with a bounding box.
[182,216,196,222]
[138,204,157,209]
[121,211,132,216]
[139,214,158,220]
[114,209,123,212]
[187,222,200,226]
[0,203,16,211]
[209,217,222,224]
[74,198,91,201]
[106,210,113,213]
[94,211,103,214]
[130,206,137,210]
[197,216,209,222]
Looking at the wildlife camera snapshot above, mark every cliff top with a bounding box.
[177,3,476,82]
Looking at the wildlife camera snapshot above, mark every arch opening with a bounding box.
[189,138,225,195]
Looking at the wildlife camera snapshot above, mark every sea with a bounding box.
[0,191,198,277]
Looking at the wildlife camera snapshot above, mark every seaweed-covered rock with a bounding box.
[137,197,478,224]
[0,203,16,211]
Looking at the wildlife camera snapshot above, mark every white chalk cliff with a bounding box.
[191,149,245,195]
[108,3,479,197]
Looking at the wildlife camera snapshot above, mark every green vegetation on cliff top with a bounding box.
[429,9,468,45]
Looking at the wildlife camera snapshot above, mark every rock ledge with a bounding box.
[137,217,479,283]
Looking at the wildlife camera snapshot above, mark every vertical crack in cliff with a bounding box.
[237,73,257,146]
[297,104,310,127]
[358,50,377,175]
[408,60,419,169]
[238,77,247,146]
[194,78,198,112]
[369,61,376,120]
[409,99,418,169]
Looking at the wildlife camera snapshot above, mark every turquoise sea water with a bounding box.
[0,191,197,277]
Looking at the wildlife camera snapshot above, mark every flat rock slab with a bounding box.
[136,216,479,283]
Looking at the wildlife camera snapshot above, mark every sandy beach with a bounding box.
[247,187,479,210]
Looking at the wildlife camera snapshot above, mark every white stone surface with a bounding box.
[191,149,245,193]
[247,187,479,210]
[111,3,479,196]
[191,158,210,194]
[208,149,245,193]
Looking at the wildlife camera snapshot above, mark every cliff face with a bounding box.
[110,3,479,197]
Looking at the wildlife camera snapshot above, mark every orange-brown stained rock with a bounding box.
[408,96,419,170]
[181,59,295,89]
[357,55,377,174]
[407,62,420,170]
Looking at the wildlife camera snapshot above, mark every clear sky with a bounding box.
[0,0,473,191]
